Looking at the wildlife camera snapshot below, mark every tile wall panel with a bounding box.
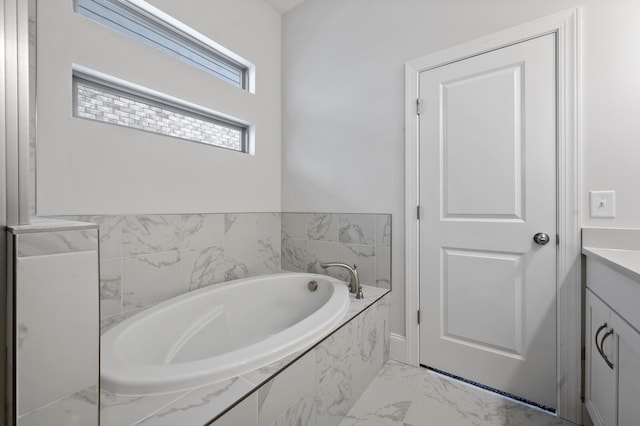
[12,225,99,425]
[282,213,392,290]
[60,213,282,330]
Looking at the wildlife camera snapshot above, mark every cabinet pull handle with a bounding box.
[595,322,608,360]
[599,328,615,370]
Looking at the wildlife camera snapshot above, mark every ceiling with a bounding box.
[264,0,305,14]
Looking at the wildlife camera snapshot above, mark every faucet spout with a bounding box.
[320,262,364,299]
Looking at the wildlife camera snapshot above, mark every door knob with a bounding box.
[533,233,550,246]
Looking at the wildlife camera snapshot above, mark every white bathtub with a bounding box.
[100,272,350,395]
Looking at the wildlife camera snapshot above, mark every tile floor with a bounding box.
[339,360,579,426]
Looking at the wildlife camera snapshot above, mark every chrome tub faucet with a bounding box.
[320,262,364,299]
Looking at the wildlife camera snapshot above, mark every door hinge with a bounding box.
[417,310,421,324]
[417,205,422,220]
[417,98,423,115]
[556,234,560,246]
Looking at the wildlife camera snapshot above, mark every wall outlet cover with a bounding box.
[589,191,616,218]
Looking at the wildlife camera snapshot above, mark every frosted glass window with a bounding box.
[76,0,248,88]
[74,74,247,152]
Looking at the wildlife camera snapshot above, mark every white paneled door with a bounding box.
[418,34,557,408]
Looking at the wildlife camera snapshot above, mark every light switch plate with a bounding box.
[590,191,616,218]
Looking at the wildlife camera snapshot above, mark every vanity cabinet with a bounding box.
[585,258,640,426]
[585,290,617,426]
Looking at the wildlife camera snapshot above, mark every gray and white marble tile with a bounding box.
[240,351,303,387]
[181,213,224,251]
[123,215,181,256]
[17,251,98,415]
[224,213,258,276]
[122,251,182,310]
[257,236,281,275]
[376,215,392,247]
[137,377,254,425]
[353,306,379,361]
[375,246,391,289]
[383,320,391,364]
[180,247,225,290]
[403,371,486,426]
[100,258,122,318]
[66,215,122,260]
[18,385,98,426]
[482,393,566,426]
[375,360,426,394]
[338,243,376,286]
[100,389,188,426]
[342,361,576,426]
[100,305,148,335]
[211,392,258,426]
[257,213,282,274]
[339,377,413,426]
[282,213,308,240]
[315,323,353,379]
[258,351,316,426]
[316,357,356,426]
[17,229,98,257]
[308,213,337,242]
[258,212,282,242]
[273,384,317,426]
[223,259,252,281]
[307,240,339,275]
[339,214,376,245]
[282,239,308,272]
[338,287,389,328]
[350,322,386,401]
[372,293,392,326]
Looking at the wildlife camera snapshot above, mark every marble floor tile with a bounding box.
[376,360,427,393]
[482,393,567,426]
[403,370,486,426]
[340,376,415,426]
[340,361,578,426]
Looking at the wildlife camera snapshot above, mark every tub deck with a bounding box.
[99,285,390,426]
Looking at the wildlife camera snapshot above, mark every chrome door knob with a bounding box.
[533,232,550,246]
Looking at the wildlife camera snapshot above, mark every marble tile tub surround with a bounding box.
[282,213,392,289]
[9,219,100,425]
[99,287,390,425]
[56,211,392,332]
[56,213,282,328]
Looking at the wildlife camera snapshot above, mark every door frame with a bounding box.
[403,8,581,423]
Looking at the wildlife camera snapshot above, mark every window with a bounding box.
[73,69,249,152]
[75,0,251,89]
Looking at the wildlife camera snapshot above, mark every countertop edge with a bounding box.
[582,246,640,283]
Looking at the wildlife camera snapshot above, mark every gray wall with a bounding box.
[35,0,282,215]
[281,0,640,339]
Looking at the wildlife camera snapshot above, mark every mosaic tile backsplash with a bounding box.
[59,212,390,331]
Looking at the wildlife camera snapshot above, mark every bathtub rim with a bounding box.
[100,272,350,395]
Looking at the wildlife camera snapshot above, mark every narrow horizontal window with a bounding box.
[73,70,249,152]
[75,0,250,89]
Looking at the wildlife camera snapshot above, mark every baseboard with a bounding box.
[390,333,409,364]
[581,403,593,426]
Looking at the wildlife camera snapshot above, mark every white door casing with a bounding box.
[403,8,581,422]
[418,33,557,408]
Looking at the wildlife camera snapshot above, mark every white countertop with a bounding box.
[582,246,640,283]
